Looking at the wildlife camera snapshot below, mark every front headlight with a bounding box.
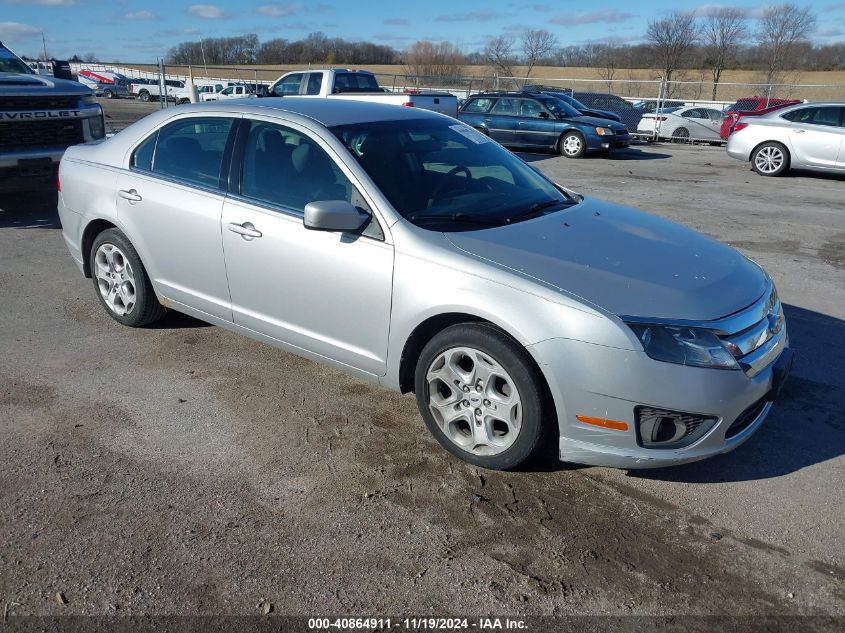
[88,114,105,139]
[625,322,739,370]
[595,127,614,136]
[81,94,98,105]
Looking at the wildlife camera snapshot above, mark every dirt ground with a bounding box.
[0,100,843,625]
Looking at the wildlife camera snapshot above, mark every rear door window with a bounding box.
[491,98,519,115]
[150,117,234,189]
[520,100,545,117]
[305,73,323,95]
[787,106,841,127]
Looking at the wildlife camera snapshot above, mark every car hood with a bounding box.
[0,72,91,96]
[444,198,768,321]
[582,108,621,122]
[563,114,625,128]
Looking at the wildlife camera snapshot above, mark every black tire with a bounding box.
[414,323,549,470]
[89,228,166,327]
[139,90,150,103]
[751,142,790,177]
[558,131,586,158]
[103,89,114,100]
[671,127,689,143]
[178,98,190,105]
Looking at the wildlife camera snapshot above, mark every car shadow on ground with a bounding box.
[517,147,672,162]
[0,190,60,229]
[628,304,845,483]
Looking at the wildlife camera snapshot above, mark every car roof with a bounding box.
[170,97,444,127]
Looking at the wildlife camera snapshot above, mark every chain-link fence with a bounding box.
[72,62,845,145]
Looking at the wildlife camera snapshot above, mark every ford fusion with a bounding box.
[57,99,792,470]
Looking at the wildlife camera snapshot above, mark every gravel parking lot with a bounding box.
[1,99,843,622]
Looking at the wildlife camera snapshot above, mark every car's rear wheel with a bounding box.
[90,229,165,327]
[139,90,150,102]
[558,131,586,158]
[414,324,548,470]
[103,89,114,99]
[671,127,689,143]
[751,142,789,177]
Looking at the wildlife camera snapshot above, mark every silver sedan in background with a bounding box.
[727,102,845,176]
[57,99,792,470]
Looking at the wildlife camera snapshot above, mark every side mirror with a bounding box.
[303,200,368,232]
[539,111,550,119]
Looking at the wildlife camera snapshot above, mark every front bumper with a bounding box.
[528,336,792,469]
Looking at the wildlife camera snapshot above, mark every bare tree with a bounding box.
[757,3,817,92]
[404,41,465,82]
[646,11,697,96]
[521,29,557,79]
[701,8,747,100]
[483,35,517,84]
[594,44,618,92]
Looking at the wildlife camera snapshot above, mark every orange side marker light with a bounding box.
[576,415,629,432]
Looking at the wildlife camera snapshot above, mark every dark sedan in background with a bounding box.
[458,91,630,158]
[571,92,643,132]
[523,85,622,123]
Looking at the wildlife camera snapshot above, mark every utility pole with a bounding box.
[41,32,48,61]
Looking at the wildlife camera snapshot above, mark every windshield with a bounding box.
[331,118,574,232]
[563,94,588,110]
[541,97,582,118]
[0,46,34,74]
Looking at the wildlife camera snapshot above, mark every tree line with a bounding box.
[163,3,839,97]
[166,33,398,66]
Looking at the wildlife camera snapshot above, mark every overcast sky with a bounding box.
[1,1,841,62]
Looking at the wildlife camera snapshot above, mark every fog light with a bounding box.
[601,142,610,148]
[635,406,717,449]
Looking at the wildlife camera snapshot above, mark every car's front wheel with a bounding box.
[90,229,165,327]
[139,90,150,102]
[414,324,548,470]
[558,131,586,158]
[751,142,789,177]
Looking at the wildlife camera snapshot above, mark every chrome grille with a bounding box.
[0,119,84,150]
[717,286,786,377]
[0,96,79,111]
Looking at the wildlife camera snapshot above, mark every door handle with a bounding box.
[517,121,525,125]
[794,129,806,134]
[118,189,142,203]
[228,222,262,239]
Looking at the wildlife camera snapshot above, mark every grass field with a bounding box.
[119,63,845,101]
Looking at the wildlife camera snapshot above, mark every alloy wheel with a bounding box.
[754,146,785,174]
[425,346,522,456]
[93,243,137,316]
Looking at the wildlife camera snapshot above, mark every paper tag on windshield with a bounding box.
[450,124,490,144]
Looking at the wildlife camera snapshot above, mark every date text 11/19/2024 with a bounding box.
[307,617,528,630]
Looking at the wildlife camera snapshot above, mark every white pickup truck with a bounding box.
[268,69,458,117]
[200,84,258,102]
[130,79,184,102]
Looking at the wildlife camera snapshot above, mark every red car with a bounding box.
[719,96,802,139]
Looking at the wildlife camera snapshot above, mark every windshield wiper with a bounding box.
[409,212,504,228]
[505,199,575,223]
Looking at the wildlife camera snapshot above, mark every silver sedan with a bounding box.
[727,102,845,176]
[57,99,792,470]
